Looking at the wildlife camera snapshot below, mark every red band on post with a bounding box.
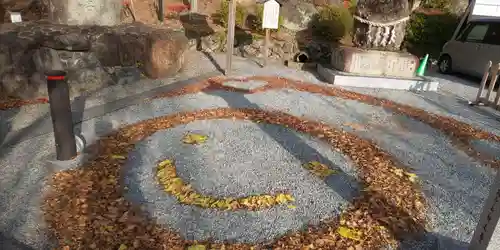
[47,76,65,80]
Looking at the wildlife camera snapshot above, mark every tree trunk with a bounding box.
[352,0,420,51]
[46,0,122,26]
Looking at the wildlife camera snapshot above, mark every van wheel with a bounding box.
[438,55,452,74]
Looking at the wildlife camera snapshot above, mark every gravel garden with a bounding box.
[29,75,498,250]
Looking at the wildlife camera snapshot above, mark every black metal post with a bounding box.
[158,0,164,22]
[46,70,77,161]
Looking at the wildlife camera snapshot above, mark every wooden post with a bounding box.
[476,61,492,103]
[158,0,164,22]
[469,170,500,250]
[46,70,77,161]
[486,63,500,103]
[261,0,280,67]
[225,0,236,75]
[263,28,270,67]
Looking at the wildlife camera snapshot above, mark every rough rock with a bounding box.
[46,0,122,26]
[0,21,188,98]
[143,30,188,78]
[186,29,298,62]
[281,2,318,31]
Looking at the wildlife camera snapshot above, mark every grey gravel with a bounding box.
[122,119,359,243]
[78,89,496,247]
[2,52,500,249]
[470,139,500,161]
[221,80,268,90]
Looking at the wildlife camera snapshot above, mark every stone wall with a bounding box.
[0,22,188,99]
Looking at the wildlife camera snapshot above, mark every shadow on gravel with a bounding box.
[398,232,469,250]
[204,90,360,202]
[0,233,35,250]
[0,107,20,146]
[201,88,429,242]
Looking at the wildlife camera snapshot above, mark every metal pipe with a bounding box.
[46,70,77,161]
[295,51,310,63]
[158,0,164,22]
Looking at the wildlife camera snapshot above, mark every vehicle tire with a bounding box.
[438,55,453,74]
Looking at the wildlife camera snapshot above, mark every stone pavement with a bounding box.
[1,51,500,249]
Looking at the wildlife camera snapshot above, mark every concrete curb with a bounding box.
[317,64,439,91]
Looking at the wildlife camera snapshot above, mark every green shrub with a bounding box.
[214,0,247,27]
[404,12,459,57]
[252,4,284,34]
[421,0,453,11]
[311,5,354,41]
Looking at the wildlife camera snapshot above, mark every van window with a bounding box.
[484,22,500,45]
[459,23,489,43]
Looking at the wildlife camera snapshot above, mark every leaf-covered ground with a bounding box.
[40,76,500,249]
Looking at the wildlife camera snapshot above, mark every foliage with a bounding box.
[214,0,247,28]
[252,4,285,34]
[337,226,362,241]
[311,4,354,41]
[182,133,208,144]
[421,0,453,11]
[302,161,337,179]
[404,12,459,57]
[156,159,295,210]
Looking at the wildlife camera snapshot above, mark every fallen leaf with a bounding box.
[187,245,206,250]
[118,244,128,250]
[302,161,337,179]
[287,205,297,209]
[337,226,362,241]
[182,133,208,145]
[111,155,126,160]
[406,173,418,183]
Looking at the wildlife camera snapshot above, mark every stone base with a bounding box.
[0,22,188,99]
[331,46,419,78]
[317,64,439,91]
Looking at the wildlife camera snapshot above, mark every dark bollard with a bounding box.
[46,70,77,161]
[158,0,164,22]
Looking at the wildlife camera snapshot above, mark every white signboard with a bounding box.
[262,0,280,29]
[9,12,22,23]
[472,0,500,19]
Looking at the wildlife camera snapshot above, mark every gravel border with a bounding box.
[123,119,359,243]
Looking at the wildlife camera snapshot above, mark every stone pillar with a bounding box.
[352,0,421,51]
[47,0,122,26]
[469,170,500,250]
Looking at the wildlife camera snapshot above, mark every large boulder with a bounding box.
[46,0,122,26]
[0,22,188,99]
[281,2,318,31]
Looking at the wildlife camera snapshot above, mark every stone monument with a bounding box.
[46,0,122,26]
[318,0,439,91]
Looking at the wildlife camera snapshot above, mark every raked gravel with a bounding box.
[122,119,360,243]
[2,62,500,248]
[75,89,496,247]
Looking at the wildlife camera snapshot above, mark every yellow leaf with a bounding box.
[406,173,418,183]
[111,155,126,160]
[337,226,362,241]
[182,133,208,145]
[118,244,128,250]
[158,159,173,168]
[188,244,206,250]
[287,205,297,209]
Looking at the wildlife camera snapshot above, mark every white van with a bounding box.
[438,0,500,77]
[438,19,500,77]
